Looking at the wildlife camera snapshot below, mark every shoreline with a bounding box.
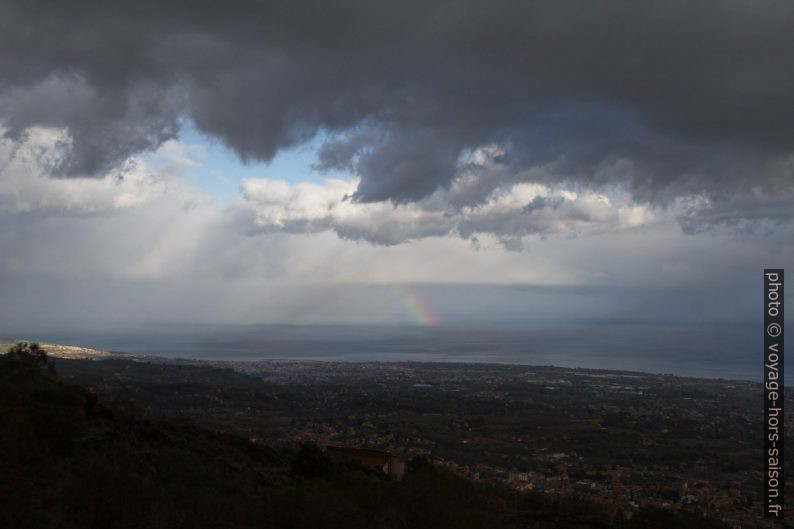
[3,340,765,385]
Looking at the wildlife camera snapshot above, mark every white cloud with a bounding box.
[0,127,175,215]
[0,127,790,330]
[237,174,658,246]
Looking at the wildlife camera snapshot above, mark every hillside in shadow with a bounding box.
[0,344,730,529]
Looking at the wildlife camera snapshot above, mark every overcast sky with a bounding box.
[0,0,792,335]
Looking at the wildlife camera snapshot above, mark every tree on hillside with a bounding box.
[3,341,54,374]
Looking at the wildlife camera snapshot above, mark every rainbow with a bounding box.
[397,285,439,326]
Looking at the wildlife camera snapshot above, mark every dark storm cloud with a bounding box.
[2,0,794,214]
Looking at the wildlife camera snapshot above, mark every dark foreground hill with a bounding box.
[0,346,729,529]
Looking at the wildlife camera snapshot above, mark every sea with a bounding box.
[3,322,770,382]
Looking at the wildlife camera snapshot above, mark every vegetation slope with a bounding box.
[0,343,728,529]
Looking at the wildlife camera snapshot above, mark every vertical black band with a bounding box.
[764,269,784,520]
